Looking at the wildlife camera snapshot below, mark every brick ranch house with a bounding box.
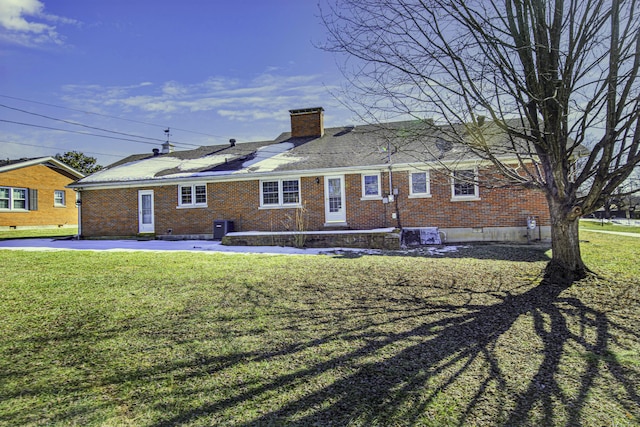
[1,157,84,230]
[69,108,551,247]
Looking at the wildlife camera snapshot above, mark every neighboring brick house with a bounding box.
[0,157,84,230]
[70,108,551,244]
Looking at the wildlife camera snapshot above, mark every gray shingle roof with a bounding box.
[73,118,561,186]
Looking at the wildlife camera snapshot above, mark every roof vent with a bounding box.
[435,138,453,153]
[229,138,236,147]
[334,125,355,137]
[152,148,160,156]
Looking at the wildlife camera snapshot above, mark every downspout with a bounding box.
[76,189,82,239]
[390,164,401,229]
[387,141,401,229]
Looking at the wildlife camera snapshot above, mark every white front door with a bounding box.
[324,175,346,224]
[138,190,154,233]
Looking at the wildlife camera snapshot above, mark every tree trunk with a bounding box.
[545,199,588,285]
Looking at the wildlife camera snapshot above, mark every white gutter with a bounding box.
[69,156,531,191]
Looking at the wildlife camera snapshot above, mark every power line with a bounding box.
[0,103,207,148]
[1,103,167,143]
[0,93,227,139]
[1,140,128,160]
[0,119,199,149]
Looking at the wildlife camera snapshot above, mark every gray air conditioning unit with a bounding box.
[213,220,234,240]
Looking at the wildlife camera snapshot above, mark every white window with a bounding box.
[54,190,66,207]
[260,179,301,207]
[0,187,29,210]
[0,187,9,209]
[451,169,480,200]
[13,188,26,209]
[361,173,381,198]
[409,171,431,197]
[178,184,207,207]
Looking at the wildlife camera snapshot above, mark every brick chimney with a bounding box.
[289,107,324,138]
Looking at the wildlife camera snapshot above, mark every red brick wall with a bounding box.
[393,168,549,229]
[80,187,139,236]
[0,165,79,228]
[345,173,392,229]
[79,167,549,237]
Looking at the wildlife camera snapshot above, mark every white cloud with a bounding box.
[0,0,78,46]
[161,81,189,97]
[62,72,339,119]
[1,129,73,160]
[217,109,283,122]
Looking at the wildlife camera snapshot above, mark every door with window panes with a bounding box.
[138,190,154,233]
[324,175,346,224]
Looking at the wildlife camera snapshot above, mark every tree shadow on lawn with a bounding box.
[152,277,639,426]
[6,274,636,425]
[400,242,552,262]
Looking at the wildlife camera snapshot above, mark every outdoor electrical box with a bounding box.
[526,216,540,243]
[213,220,234,240]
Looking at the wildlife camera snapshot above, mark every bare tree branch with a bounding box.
[321,0,640,281]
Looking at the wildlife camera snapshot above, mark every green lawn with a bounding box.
[0,234,638,426]
[0,227,78,239]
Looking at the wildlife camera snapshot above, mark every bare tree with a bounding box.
[321,0,640,283]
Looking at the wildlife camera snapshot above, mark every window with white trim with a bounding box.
[361,173,381,198]
[260,179,300,207]
[409,171,431,197]
[178,184,207,207]
[452,169,479,199]
[54,190,66,207]
[0,187,9,209]
[0,187,29,210]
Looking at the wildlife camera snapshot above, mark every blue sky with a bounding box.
[0,0,354,166]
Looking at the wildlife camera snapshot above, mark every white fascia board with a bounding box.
[69,155,528,191]
[394,155,534,172]
[45,158,86,178]
[69,164,393,190]
[0,157,85,178]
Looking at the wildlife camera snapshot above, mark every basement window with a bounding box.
[260,179,301,208]
[178,184,207,208]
